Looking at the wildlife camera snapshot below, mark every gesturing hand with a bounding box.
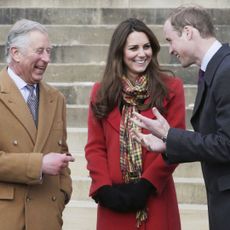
[132,107,170,140]
[42,152,75,175]
[130,129,166,152]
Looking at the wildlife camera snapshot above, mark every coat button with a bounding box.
[58,140,62,146]
[52,196,57,201]
[12,140,18,145]
[26,196,31,202]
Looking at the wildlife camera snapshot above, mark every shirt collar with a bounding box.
[7,67,37,90]
[201,40,222,72]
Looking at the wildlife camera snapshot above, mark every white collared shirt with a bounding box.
[200,40,222,72]
[7,67,37,102]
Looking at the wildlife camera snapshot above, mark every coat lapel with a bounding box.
[191,44,230,124]
[106,106,121,132]
[191,76,206,119]
[34,82,57,152]
[0,68,37,143]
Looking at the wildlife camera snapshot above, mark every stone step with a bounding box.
[0,25,163,46]
[67,127,87,153]
[50,82,196,106]
[70,154,202,178]
[0,0,228,9]
[186,106,194,130]
[63,201,208,230]
[0,63,199,85]
[67,105,87,128]
[70,176,206,204]
[0,8,230,25]
[178,204,208,230]
[63,200,96,230]
[0,44,177,65]
[66,104,194,128]
[0,24,229,45]
[173,162,202,178]
[46,64,199,85]
[70,154,89,178]
[174,177,206,204]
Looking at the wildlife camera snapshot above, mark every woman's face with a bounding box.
[123,31,152,80]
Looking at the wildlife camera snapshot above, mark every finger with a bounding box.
[140,138,151,151]
[67,156,75,162]
[132,129,150,148]
[130,129,142,143]
[130,117,144,128]
[132,112,150,128]
[146,144,152,151]
[63,155,75,162]
[152,107,166,123]
[132,111,147,122]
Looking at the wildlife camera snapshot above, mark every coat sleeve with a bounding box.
[85,83,112,196]
[142,77,186,194]
[0,151,43,184]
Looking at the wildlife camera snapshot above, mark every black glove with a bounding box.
[92,185,134,212]
[115,178,156,210]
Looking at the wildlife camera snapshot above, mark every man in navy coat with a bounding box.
[131,5,230,230]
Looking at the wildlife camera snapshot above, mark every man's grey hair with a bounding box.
[5,19,48,63]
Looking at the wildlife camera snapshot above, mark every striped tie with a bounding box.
[26,84,38,126]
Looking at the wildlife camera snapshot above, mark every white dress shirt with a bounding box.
[7,67,37,102]
[200,40,222,72]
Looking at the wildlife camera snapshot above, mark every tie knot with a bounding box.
[26,84,35,92]
[26,84,37,98]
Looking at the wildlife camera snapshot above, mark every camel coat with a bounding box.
[0,68,72,230]
[85,76,185,230]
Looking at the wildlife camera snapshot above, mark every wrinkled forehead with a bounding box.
[27,30,51,47]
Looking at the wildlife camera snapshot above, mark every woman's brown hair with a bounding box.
[92,18,171,119]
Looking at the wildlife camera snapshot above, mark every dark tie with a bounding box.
[198,69,205,84]
[26,84,38,126]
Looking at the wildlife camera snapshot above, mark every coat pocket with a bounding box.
[218,175,230,192]
[0,183,14,200]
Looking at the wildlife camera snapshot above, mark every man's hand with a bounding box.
[131,129,166,152]
[132,107,170,140]
[42,152,75,175]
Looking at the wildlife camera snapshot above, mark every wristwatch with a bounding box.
[161,135,167,143]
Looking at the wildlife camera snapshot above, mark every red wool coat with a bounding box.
[85,76,186,230]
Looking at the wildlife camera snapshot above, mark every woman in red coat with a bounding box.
[85,18,185,230]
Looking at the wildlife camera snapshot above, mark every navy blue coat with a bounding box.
[166,44,230,230]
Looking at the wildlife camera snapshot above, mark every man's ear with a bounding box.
[10,47,21,63]
[182,25,193,40]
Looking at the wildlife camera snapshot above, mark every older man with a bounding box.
[0,19,75,230]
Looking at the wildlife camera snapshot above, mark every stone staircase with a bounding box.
[0,1,230,229]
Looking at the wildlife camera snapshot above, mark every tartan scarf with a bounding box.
[120,75,149,227]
